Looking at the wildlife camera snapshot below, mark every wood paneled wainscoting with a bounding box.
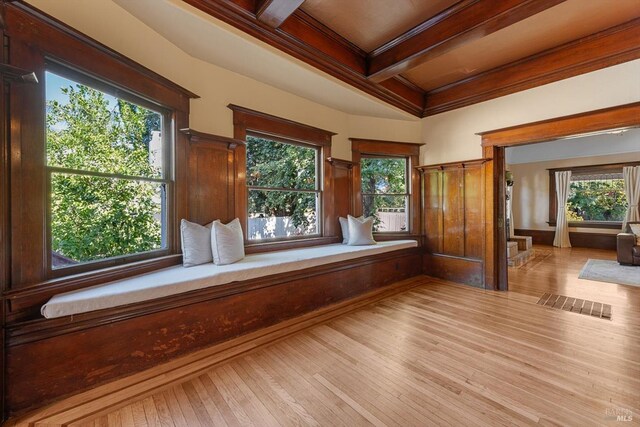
[419,160,486,288]
[514,229,617,250]
[5,247,422,416]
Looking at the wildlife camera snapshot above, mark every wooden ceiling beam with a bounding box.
[424,18,640,116]
[367,0,565,83]
[182,0,426,117]
[255,0,304,28]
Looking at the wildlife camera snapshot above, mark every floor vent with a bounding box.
[537,293,612,320]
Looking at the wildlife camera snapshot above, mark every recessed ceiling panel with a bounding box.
[402,0,640,91]
[300,0,461,52]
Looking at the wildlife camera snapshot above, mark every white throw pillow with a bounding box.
[347,215,376,246]
[180,219,213,267]
[339,215,364,244]
[211,218,245,265]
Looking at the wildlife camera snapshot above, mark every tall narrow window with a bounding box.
[246,134,321,240]
[46,67,171,270]
[360,156,409,232]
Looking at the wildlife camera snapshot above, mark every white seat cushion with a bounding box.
[41,240,417,319]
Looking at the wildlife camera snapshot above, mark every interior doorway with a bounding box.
[479,102,640,291]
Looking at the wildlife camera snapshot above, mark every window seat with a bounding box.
[41,240,418,319]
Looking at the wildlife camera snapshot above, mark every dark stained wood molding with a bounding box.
[5,247,423,415]
[349,138,424,156]
[326,157,355,169]
[514,228,617,250]
[181,0,426,116]
[368,0,565,82]
[244,236,341,254]
[229,104,336,144]
[423,253,484,288]
[426,18,640,116]
[255,0,304,28]
[180,128,245,149]
[479,102,640,148]
[417,158,486,170]
[8,2,198,104]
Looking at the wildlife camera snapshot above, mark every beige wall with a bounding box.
[25,0,422,161]
[421,59,640,165]
[508,152,640,235]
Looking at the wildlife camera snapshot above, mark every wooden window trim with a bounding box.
[350,138,423,235]
[547,161,639,229]
[4,3,197,292]
[228,104,337,251]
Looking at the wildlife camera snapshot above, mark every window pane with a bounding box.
[51,172,164,268]
[46,71,163,178]
[567,178,627,222]
[363,195,408,232]
[248,190,318,239]
[360,158,406,194]
[246,136,317,190]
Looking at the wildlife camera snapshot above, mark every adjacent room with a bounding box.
[1,0,639,425]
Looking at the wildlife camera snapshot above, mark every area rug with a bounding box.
[579,259,640,287]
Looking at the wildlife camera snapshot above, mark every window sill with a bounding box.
[244,236,341,254]
[373,233,421,242]
[547,221,622,230]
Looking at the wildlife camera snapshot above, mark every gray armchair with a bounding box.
[617,222,640,266]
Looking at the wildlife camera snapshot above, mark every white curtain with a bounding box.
[553,171,572,248]
[622,165,640,230]
[507,185,515,238]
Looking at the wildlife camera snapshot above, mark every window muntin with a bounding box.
[360,156,409,232]
[46,68,171,270]
[246,134,321,240]
[566,172,627,223]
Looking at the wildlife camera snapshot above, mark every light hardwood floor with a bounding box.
[10,246,640,426]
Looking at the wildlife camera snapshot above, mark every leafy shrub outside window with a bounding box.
[46,69,169,269]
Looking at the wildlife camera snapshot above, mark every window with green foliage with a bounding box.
[566,173,627,223]
[246,134,320,240]
[46,67,171,270]
[548,164,633,228]
[360,156,408,232]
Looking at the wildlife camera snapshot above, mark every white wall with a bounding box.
[25,0,422,161]
[507,152,640,235]
[421,59,640,165]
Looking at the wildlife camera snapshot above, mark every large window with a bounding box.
[360,156,409,232]
[246,134,320,240]
[46,66,171,271]
[549,163,635,229]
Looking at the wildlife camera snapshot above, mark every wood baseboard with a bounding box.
[423,253,484,288]
[514,229,617,250]
[6,276,426,427]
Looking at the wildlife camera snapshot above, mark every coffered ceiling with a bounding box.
[182,0,640,117]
